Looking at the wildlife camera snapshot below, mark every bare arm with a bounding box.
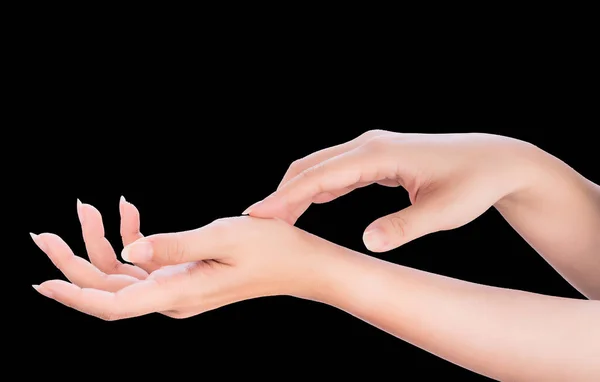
[494,147,600,299]
[34,203,599,380]
[310,244,600,381]
[246,131,600,299]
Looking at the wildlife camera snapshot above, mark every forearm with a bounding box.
[307,246,600,381]
[494,144,600,299]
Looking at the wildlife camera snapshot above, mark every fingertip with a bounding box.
[362,227,393,252]
[34,286,54,299]
[31,232,49,252]
[121,246,130,262]
[35,281,60,298]
[77,198,84,224]
[246,207,298,226]
[121,197,140,215]
[242,200,263,215]
[40,279,78,293]
[80,203,105,229]
[121,241,153,263]
[81,202,97,213]
[119,195,127,216]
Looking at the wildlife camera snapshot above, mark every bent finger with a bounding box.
[312,181,374,204]
[120,196,143,246]
[277,130,391,189]
[248,142,397,223]
[78,200,148,279]
[119,197,160,273]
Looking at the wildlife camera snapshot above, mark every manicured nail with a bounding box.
[119,195,126,214]
[363,227,389,251]
[121,241,153,262]
[30,232,48,252]
[33,285,54,298]
[242,200,262,215]
[77,198,84,224]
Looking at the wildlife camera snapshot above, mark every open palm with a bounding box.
[31,197,187,317]
[32,199,323,321]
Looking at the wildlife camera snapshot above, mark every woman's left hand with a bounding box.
[32,202,331,320]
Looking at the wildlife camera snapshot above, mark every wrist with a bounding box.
[493,139,556,210]
[293,241,381,310]
[289,239,358,304]
[494,139,594,212]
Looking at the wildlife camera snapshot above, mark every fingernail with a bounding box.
[30,232,48,252]
[33,285,54,298]
[363,227,389,251]
[121,241,153,262]
[77,198,84,224]
[242,200,262,215]
[119,195,126,214]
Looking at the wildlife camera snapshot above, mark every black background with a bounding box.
[16,25,598,380]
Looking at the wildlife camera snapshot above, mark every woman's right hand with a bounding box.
[245,130,541,252]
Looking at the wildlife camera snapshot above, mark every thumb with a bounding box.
[120,224,228,265]
[362,203,441,252]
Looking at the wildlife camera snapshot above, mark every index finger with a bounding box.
[248,142,395,223]
[277,130,391,188]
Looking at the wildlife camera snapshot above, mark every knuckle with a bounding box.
[98,310,120,321]
[208,218,240,246]
[208,218,231,236]
[359,129,388,140]
[167,234,187,263]
[212,216,235,225]
[362,135,390,153]
[288,159,305,175]
[163,310,188,319]
[388,215,409,238]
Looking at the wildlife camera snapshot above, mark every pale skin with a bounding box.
[32,131,600,381]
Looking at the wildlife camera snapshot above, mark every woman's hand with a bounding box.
[244,130,541,252]
[245,130,600,299]
[32,204,327,320]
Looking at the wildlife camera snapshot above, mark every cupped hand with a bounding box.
[33,205,326,320]
[31,198,171,311]
[244,130,539,252]
[34,197,161,282]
